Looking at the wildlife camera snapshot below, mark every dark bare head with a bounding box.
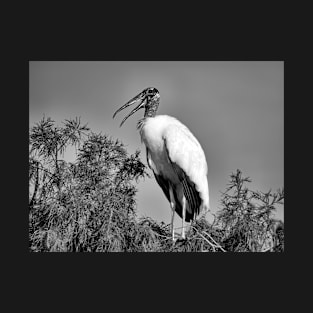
[113,87,160,127]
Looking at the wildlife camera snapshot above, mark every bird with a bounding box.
[113,87,209,241]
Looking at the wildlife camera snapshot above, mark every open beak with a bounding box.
[113,90,146,127]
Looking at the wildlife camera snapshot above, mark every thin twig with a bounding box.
[151,231,172,240]
[190,226,226,252]
[201,230,226,252]
[190,226,219,251]
[106,206,114,237]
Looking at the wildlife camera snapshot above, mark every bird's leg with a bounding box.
[171,206,175,242]
[182,195,186,239]
[169,187,176,242]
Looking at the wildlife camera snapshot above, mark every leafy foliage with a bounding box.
[29,117,284,252]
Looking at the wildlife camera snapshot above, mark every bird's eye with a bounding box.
[145,87,158,98]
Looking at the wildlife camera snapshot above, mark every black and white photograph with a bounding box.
[29,61,284,252]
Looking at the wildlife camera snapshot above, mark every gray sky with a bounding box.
[29,61,284,226]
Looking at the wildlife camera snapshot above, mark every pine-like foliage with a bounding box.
[29,117,284,252]
[216,170,284,252]
[29,117,147,251]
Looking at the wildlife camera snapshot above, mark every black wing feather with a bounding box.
[170,162,202,220]
[153,172,196,222]
[164,142,202,221]
[147,146,201,222]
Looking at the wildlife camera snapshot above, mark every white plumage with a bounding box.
[140,115,209,210]
[113,87,209,240]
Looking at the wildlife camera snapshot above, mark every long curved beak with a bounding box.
[113,90,146,127]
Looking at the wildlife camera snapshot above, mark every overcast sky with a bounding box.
[29,61,284,227]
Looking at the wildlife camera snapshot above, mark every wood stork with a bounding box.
[113,87,209,241]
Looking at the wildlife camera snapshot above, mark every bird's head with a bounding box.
[113,87,160,127]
